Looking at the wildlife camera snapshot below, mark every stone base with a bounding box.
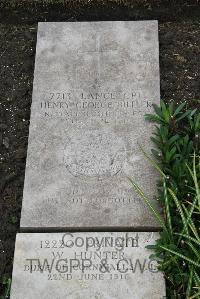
[10,232,165,299]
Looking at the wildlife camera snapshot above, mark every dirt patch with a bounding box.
[0,0,200,24]
[0,3,199,298]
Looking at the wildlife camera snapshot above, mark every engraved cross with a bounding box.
[78,33,118,83]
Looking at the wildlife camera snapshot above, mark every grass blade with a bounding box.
[186,266,193,298]
[182,205,200,241]
[128,177,167,231]
[159,245,200,268]
[185,241,200,259]
[178,195,198,244]
[189,291,200,299]
[138,144,166,178]
[168,188,189,235]
[163,179,173,239]
[174,233,200,247]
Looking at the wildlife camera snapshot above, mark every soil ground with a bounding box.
[0,2,199,297]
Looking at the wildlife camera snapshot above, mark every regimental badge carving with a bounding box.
[63,130,126,178]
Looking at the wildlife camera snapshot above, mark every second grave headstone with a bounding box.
[10,232,166,298]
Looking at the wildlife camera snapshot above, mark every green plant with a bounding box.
[129,101,200,299]
[0,277,11,299]
[9,215,18,224]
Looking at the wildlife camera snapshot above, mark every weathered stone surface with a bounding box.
[10,232,165,298]
[20,21,160,229]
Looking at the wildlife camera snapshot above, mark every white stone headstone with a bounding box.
[20,21,160,230]
[10,232,165,298]
[11,21,165,299]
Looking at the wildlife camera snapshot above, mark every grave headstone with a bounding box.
[20,21,160,230]
[10,232,166,298]
[10,21,166,298]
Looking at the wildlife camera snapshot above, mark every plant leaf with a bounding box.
[159,245,200,268]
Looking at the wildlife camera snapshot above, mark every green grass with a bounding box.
[0,277,11,299]
[130,101,200,298]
